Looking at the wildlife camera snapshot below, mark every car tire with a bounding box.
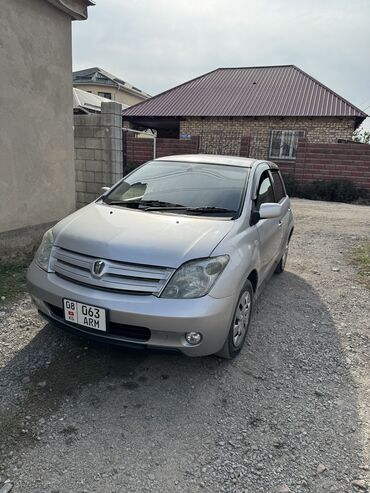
[275,241,289,274]
[216,280,254,360]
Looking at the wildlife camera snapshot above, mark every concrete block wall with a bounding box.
[74,102,123,208]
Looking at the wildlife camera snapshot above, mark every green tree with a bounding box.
[353,126,370,144]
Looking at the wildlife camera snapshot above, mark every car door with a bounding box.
[253,168,283,281]
[270,168,291,247]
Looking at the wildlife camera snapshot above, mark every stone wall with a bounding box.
[180,117,356,159]
[74,102,123,208]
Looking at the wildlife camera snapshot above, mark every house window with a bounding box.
[98,92,112,99]
[269,130,305,160]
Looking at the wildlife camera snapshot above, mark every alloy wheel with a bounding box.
[232,290,251,348]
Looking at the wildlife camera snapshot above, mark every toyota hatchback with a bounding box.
[27,154,293,358]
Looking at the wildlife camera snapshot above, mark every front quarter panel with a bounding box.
[209,222,260,299]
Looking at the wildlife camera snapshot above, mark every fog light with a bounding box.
[185,332,202,345]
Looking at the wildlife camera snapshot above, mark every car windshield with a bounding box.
[103,160,249,217]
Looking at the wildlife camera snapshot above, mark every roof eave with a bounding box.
[73,80,117,88]
[123,112,366,119]
[118,85,151,99]
[354,115,368,130]
[74,80,150,99]
[47,0,94,20]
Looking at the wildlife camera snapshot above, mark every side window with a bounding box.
[271,170,287,202]
[255,171,275,208]
[98,91,112,99]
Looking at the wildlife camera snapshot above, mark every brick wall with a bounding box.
[74,102,123,207]
[122,133,370,192]
[124,135,199,174]
[239,137,251,158]
[294,141,370,191]
[76,111,369,204]
[180,117,356,159]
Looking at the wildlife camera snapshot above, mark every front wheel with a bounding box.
[216,281,254,359]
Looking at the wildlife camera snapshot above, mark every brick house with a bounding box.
[122,65,367,164]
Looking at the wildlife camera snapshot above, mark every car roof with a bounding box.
[155,154,260,168]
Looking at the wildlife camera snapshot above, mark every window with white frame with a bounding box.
[269,130,305,160]
[98,92,112,100]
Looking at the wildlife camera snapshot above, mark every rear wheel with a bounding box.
[216,280,254,359]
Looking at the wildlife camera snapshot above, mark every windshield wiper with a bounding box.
[103,199,236,215]
[103,199,184,208]
[144,205,237,215]
[186,206,237,214]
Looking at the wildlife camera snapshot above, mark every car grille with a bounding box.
[50,247,174,295]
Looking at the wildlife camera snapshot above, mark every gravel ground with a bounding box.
[0,198,369,493]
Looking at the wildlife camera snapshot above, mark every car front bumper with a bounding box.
[27,261,236,356]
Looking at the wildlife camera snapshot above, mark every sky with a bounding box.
[72,0,370,131]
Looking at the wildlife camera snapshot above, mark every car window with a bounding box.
[105,160,250,215]
[255,171,275,208]
[271,170,287,202]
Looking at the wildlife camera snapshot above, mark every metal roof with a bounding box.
[73,88,129,113]
[73,67,151,99]
[123,65,367,119]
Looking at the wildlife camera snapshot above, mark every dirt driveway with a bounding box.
[0,199,369,493]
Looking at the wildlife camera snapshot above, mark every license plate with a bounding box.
[63,299,107,332]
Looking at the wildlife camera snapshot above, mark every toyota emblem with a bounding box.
[92,260,105,276]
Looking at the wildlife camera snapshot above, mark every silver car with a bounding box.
[27,154,293,358]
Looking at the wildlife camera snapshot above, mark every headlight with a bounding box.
[35,229,54,272]
[161,255,229,299]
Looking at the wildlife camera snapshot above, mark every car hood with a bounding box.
[52,203,234,268]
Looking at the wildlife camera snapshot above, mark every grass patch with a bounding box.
[0,256,32,303]
[351,242,370,290]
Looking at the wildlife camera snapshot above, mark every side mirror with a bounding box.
[101,186,110,194]
[259,203,282,219]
